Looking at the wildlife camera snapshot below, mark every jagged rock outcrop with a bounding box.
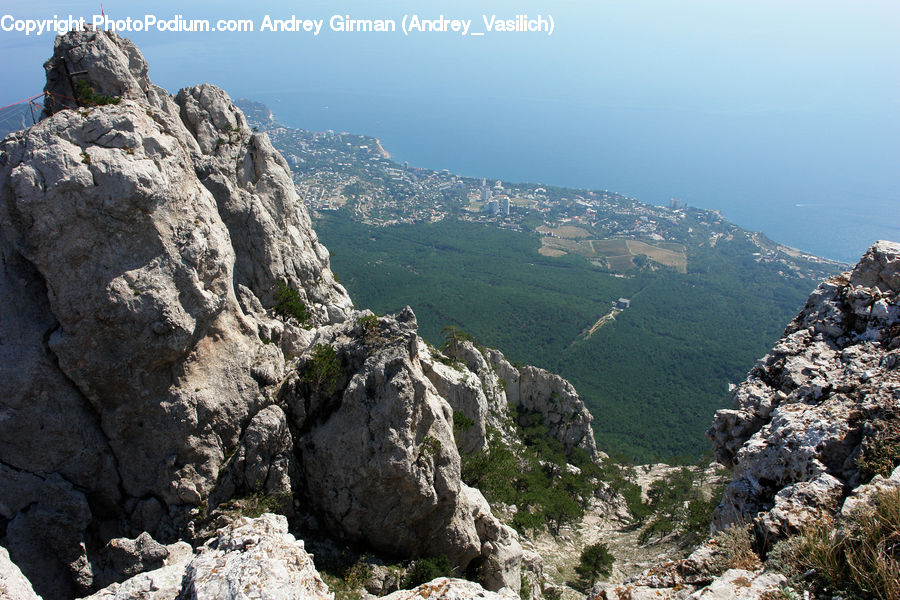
[433,339,598,460]
[707,240,900,542]
[381,577,518,600]
[279,310,523,590]
[81,515,332,600]
[1,28,614,599]
[80,542,193,600]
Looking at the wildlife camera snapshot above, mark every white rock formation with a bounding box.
[0,546,41,600]
[707,241,900,542]
[81,515,332,600]
[381,577,518,600]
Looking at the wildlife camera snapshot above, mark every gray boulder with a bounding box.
[182,514,332,600]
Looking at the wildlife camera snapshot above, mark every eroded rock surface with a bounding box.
[707,241,900,542]
[381,577,518,600]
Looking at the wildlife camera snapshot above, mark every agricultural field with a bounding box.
[539,235,688,273]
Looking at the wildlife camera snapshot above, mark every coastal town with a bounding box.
[238,100,844,281]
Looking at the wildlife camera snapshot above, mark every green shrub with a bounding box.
[74,79,120,106]
[520,572,532,600]
[453,411,475,433]
[441,325,476,352]
[273,279,311,324]
[575,542,615,586]
[228,491,293,518]
[303,343,343,395]
[421,435,442,456]
[357,313,381,343]
[403,555,453,588]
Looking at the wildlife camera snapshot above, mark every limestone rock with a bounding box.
[211,405,297,508]
[420,341,492,453]
[708,241,900,544]
[515,365,598,459]
[79,542,192,600]
[181,514,332,600]
[92,532,168,589]
[294,310,484,574]
[174,84,351,324]
[381,578,518,600]
[840,464,900,519]
[688,569,786,599]
[441,340,599,460]
[3,474,93,598]
[0,546,41,600]
[1,29,325,597]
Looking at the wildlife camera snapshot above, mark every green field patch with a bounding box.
[625,240,687,273]
[592,239,631,255]
[605,255,636,271]
[540,236,595,257]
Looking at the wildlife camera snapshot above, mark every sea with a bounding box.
[2,0,897,263]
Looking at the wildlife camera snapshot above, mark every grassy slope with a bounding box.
[317,215,813,461]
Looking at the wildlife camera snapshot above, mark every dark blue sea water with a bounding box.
[2,0,898,262]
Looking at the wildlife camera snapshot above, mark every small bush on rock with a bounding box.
[403,555,453,588]
[303,343,343,395]
[273,279,310,324]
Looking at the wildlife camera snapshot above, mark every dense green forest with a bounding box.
[316,215,818,461]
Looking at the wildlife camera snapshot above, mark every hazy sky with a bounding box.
[2,1,898,260]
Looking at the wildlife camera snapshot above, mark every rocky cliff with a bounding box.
[707,240,900,542]
[0,29,601,600]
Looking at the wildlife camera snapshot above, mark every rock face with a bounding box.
[0,546,41,600]
[381,577,519,600]
[81,515,332,600]
[434,339,598,460]
[2,28,603,599]
[707,240,900,543]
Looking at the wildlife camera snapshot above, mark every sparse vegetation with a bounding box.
[421,435,442,456]
[302,343,343,395]
[402,555,453,588]
[357,313,381,343]
[520,572,533,600]
[766,487,900,600]
[74,79,120,106]
[441,325,477,353]
[636,461,726,546]
[707,524,761,573]
[273,279,310,324]
[461,410,600,536]
[453,411,475,433]
[225,491,293,518]
[859,414,900,480]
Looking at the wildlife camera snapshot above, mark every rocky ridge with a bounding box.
[0,29,602,600]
